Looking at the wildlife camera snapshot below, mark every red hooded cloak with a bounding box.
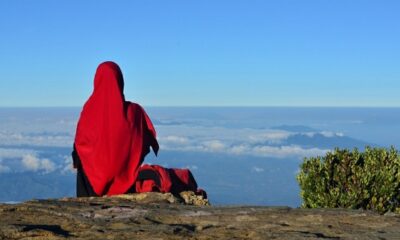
[74,61,158,196]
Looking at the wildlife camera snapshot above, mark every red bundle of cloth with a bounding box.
[136,164,207,198]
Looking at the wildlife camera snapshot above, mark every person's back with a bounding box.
[73,61,159,197]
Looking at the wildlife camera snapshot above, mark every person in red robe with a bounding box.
[72,61,159,197]
[72,61,206,199]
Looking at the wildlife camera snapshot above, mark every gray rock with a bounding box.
[0,192,399,239]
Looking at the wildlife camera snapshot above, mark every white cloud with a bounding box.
[155,124,332,159]
[229,145,250,155]
[248,131,291,144]
[320,131,336,137]
[190,165,198,170]
[157,125,292,145]
[159,135,189,144]
[203,140,225,151]
[0,112,76,148]
[252,145,329,158]
[40,159,56,173]
[303,132,316,137]
[22,154,56,173]
[0,131,73,147]
[301,131,344,138]
[252,167,264,173]
[22,154,40,171]
[160,140,329,159]
[0,148,37,159]
[0,148,62,173]
[61,155,75,174]
[183,165,198,170]
[0,112,339,161]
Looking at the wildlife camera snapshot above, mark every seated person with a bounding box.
[72,61,205,198]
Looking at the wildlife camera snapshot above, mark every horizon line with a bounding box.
[1,105,400,108]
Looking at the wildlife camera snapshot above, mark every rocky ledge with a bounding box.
[0,192,399,240]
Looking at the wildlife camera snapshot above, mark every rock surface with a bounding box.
[0,192,399,239]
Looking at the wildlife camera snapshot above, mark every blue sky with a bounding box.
[0,1,399,107]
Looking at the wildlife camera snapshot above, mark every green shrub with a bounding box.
[297,146,400,214]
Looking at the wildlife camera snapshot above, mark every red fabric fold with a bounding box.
[74,61,158,196]
[135,164,207,198]
[135,164,172,193]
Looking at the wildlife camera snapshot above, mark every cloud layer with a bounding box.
[156,125,333,158]
[0,148,71,174]
[0,108,361,174]
[22,154,56,173]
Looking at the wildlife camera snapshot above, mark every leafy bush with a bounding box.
[297,146,400,214]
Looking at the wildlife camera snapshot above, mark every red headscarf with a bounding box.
[74,61,159,196]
